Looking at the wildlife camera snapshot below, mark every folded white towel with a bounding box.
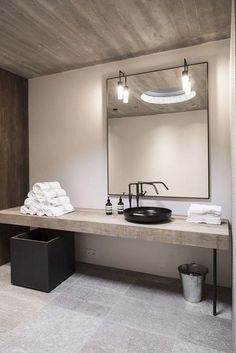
[187,217,221,225]
[188,204,222,216]
[187,205,222,224]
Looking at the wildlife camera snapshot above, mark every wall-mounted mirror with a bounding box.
[107,62,209,198]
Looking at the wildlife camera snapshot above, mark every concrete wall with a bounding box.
[29,39,231,287]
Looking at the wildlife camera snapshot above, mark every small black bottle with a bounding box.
[105,197,112,215]
[117,196,124,214]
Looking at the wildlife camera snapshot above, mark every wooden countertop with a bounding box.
[0,207,230,250]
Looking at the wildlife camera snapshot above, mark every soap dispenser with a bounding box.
[105,197,113,215]
[117,196,124,214]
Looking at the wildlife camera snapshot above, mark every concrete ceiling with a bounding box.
[107,63,208,117]
[0,0,231,78]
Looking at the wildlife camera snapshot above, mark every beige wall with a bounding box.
[29,39,231,287]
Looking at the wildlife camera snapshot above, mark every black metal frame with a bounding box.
[106,61,210,200]
[213,249,217,316]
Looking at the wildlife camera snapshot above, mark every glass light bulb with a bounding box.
[185,80,191,95]
[182,70,189,92]
[117,81,124,100]
[123,86,129,103]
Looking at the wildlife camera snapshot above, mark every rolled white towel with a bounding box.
[28,191,37,199]
[41,200,50,207]
[29,206,38,215]
[50,196,70,206]
[44,206,64,217]
[33,182,50,193]
[36,208,45,216]
[27,191,45,201]
[24,198,40,209]
[20,206,29,214]
[40,188,67,199]
[42,203,74,217]
[24,198,32,208]
[63,204,74,213]
[33,182,62,193]
[47,182,61,189]
[54,188,66,197]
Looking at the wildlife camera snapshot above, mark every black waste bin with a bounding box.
[11,228,75,292]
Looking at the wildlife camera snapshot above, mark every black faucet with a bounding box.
[128,182,139,208]
[138,181,169,196]
[127,181,168,208]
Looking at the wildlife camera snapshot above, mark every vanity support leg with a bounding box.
[213,248,217,316]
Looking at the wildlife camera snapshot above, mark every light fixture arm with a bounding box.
[183,58,188,73]
[119,70,125,82]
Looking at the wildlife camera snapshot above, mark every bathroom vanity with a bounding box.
[0,207,230,316]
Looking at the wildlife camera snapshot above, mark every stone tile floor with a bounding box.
[0,262,232,353]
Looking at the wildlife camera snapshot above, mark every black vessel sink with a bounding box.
[124,207,172,224]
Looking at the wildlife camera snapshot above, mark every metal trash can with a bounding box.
[178,263,208,303]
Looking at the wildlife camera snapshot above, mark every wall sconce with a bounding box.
[117,70,129,103]
[182,58,191,95]
[117,70,124,100]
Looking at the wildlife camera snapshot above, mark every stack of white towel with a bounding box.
[187,204,222,225]
[20,182,74,217]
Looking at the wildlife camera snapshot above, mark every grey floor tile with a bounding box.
[185,298,232,320]
[0,272,10,289]
[0,310,22,334]
[125,278,185,307]
[177,311,233,352]
[0,282,58,302]
[0,305,102,353]
[51,274,81,294]
[0,288,56,335]
[49,293,112,318]
[76,266,135,293]
[63,281,122,306]
[80,321,175,353]
[172,340,229,353]
[108,296,183,338]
